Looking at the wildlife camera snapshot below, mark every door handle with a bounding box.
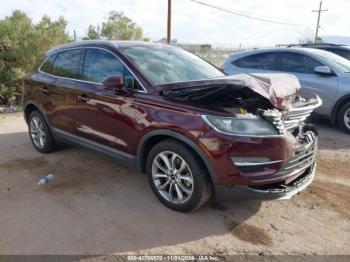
[40,87,49,94]
[77,94,90,103]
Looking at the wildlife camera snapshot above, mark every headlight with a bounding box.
[202,114,279,136]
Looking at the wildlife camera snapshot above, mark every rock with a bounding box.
[270,223,279,231]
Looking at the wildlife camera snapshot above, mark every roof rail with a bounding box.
[275,44,301,48]
[276,43,346,48]
[300,43,344,47]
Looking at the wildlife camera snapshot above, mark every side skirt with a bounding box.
[52,128,138,166]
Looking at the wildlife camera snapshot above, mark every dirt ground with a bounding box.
[0,113,349,255]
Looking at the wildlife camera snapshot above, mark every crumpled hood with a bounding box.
[157,73,301,110]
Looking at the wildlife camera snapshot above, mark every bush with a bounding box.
[0,10,71,105]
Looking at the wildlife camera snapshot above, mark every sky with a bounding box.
[0,0,349,48]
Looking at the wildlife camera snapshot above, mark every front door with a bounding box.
[72,48,139,155]
[276,52,338,115]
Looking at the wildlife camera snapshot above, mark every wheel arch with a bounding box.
[23,100,50,126]
[137,129,218,184]
[331,94,350,123]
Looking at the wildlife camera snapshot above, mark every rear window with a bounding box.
[51,49,82,79]
[40,54,56,74]
[234,52,276,70]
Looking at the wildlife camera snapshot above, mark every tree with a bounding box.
[0,10,70,105]
[84,11,150,41]
[83,25,101,40]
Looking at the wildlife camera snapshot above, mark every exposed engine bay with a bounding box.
[161,73,322,136]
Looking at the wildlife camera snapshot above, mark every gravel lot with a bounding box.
[0,113,349,255]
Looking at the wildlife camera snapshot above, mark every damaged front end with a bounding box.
[161,73,322,139]
[160,73,322,200]
[260,95,322,135]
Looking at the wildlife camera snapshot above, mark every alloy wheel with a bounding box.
[344,108,350,130]
[151,151,194,204]
[29,116,47,149]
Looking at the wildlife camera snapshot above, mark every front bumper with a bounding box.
[214,163,316,201]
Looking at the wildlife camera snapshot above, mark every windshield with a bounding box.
[311,49,350,73]
[119,45,225,85]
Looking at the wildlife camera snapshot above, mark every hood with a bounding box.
[157,73,301,110]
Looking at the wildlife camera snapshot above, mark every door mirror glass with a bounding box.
[102,75,124,90]
[314,66,332,75]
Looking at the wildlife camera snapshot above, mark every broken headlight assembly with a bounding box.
[202,114,279,136]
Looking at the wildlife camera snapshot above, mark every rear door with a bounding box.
[276,52,338,115]
[227,52,277,75]
[43,49,84,134]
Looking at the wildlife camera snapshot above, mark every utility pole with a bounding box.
[167,0,172,43]
[312,1,328,44]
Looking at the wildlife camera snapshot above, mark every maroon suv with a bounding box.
[23,41,321,212]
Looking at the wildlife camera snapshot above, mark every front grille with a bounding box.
[283,96,322,130]
[261,95,322,134]
[281,133,317,173]
[246,132,317,181]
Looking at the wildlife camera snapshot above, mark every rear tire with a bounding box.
[28,110,57,153]
[338,102,350,134]
[146,139,213,212]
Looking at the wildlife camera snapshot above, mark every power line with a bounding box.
[189,0,310,27]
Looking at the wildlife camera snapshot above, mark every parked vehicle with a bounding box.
[23,41,320,212]
[221,48,350,133]
[281,43,350,60]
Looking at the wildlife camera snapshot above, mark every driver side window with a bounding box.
[278,52,323,74]
[82,48,142,90]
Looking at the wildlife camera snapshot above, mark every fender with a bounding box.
[23,100,51,128]
[137,129,218,184]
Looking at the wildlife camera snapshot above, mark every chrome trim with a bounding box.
[283,95,322,130]
[201,115,283,138]
[38,46,148,93]
[261,95,322,132]
[287,95,322,112]
[233,160,283,167]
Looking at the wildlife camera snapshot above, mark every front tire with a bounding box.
[146,139,213,212]
[338,102,350,134]
[28,111,57,153]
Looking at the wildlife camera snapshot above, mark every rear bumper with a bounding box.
[214,163,316,201]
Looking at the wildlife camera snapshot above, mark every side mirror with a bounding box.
[314,66,332,75]
[102,75,124,90]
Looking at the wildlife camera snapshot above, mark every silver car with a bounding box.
[221,48,350,133]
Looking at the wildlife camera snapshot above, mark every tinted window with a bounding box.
[83,49,124,84]
[40,54,56,73]
[51,49,82,79]
[234,53,276,70]
[279,52,322,74]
